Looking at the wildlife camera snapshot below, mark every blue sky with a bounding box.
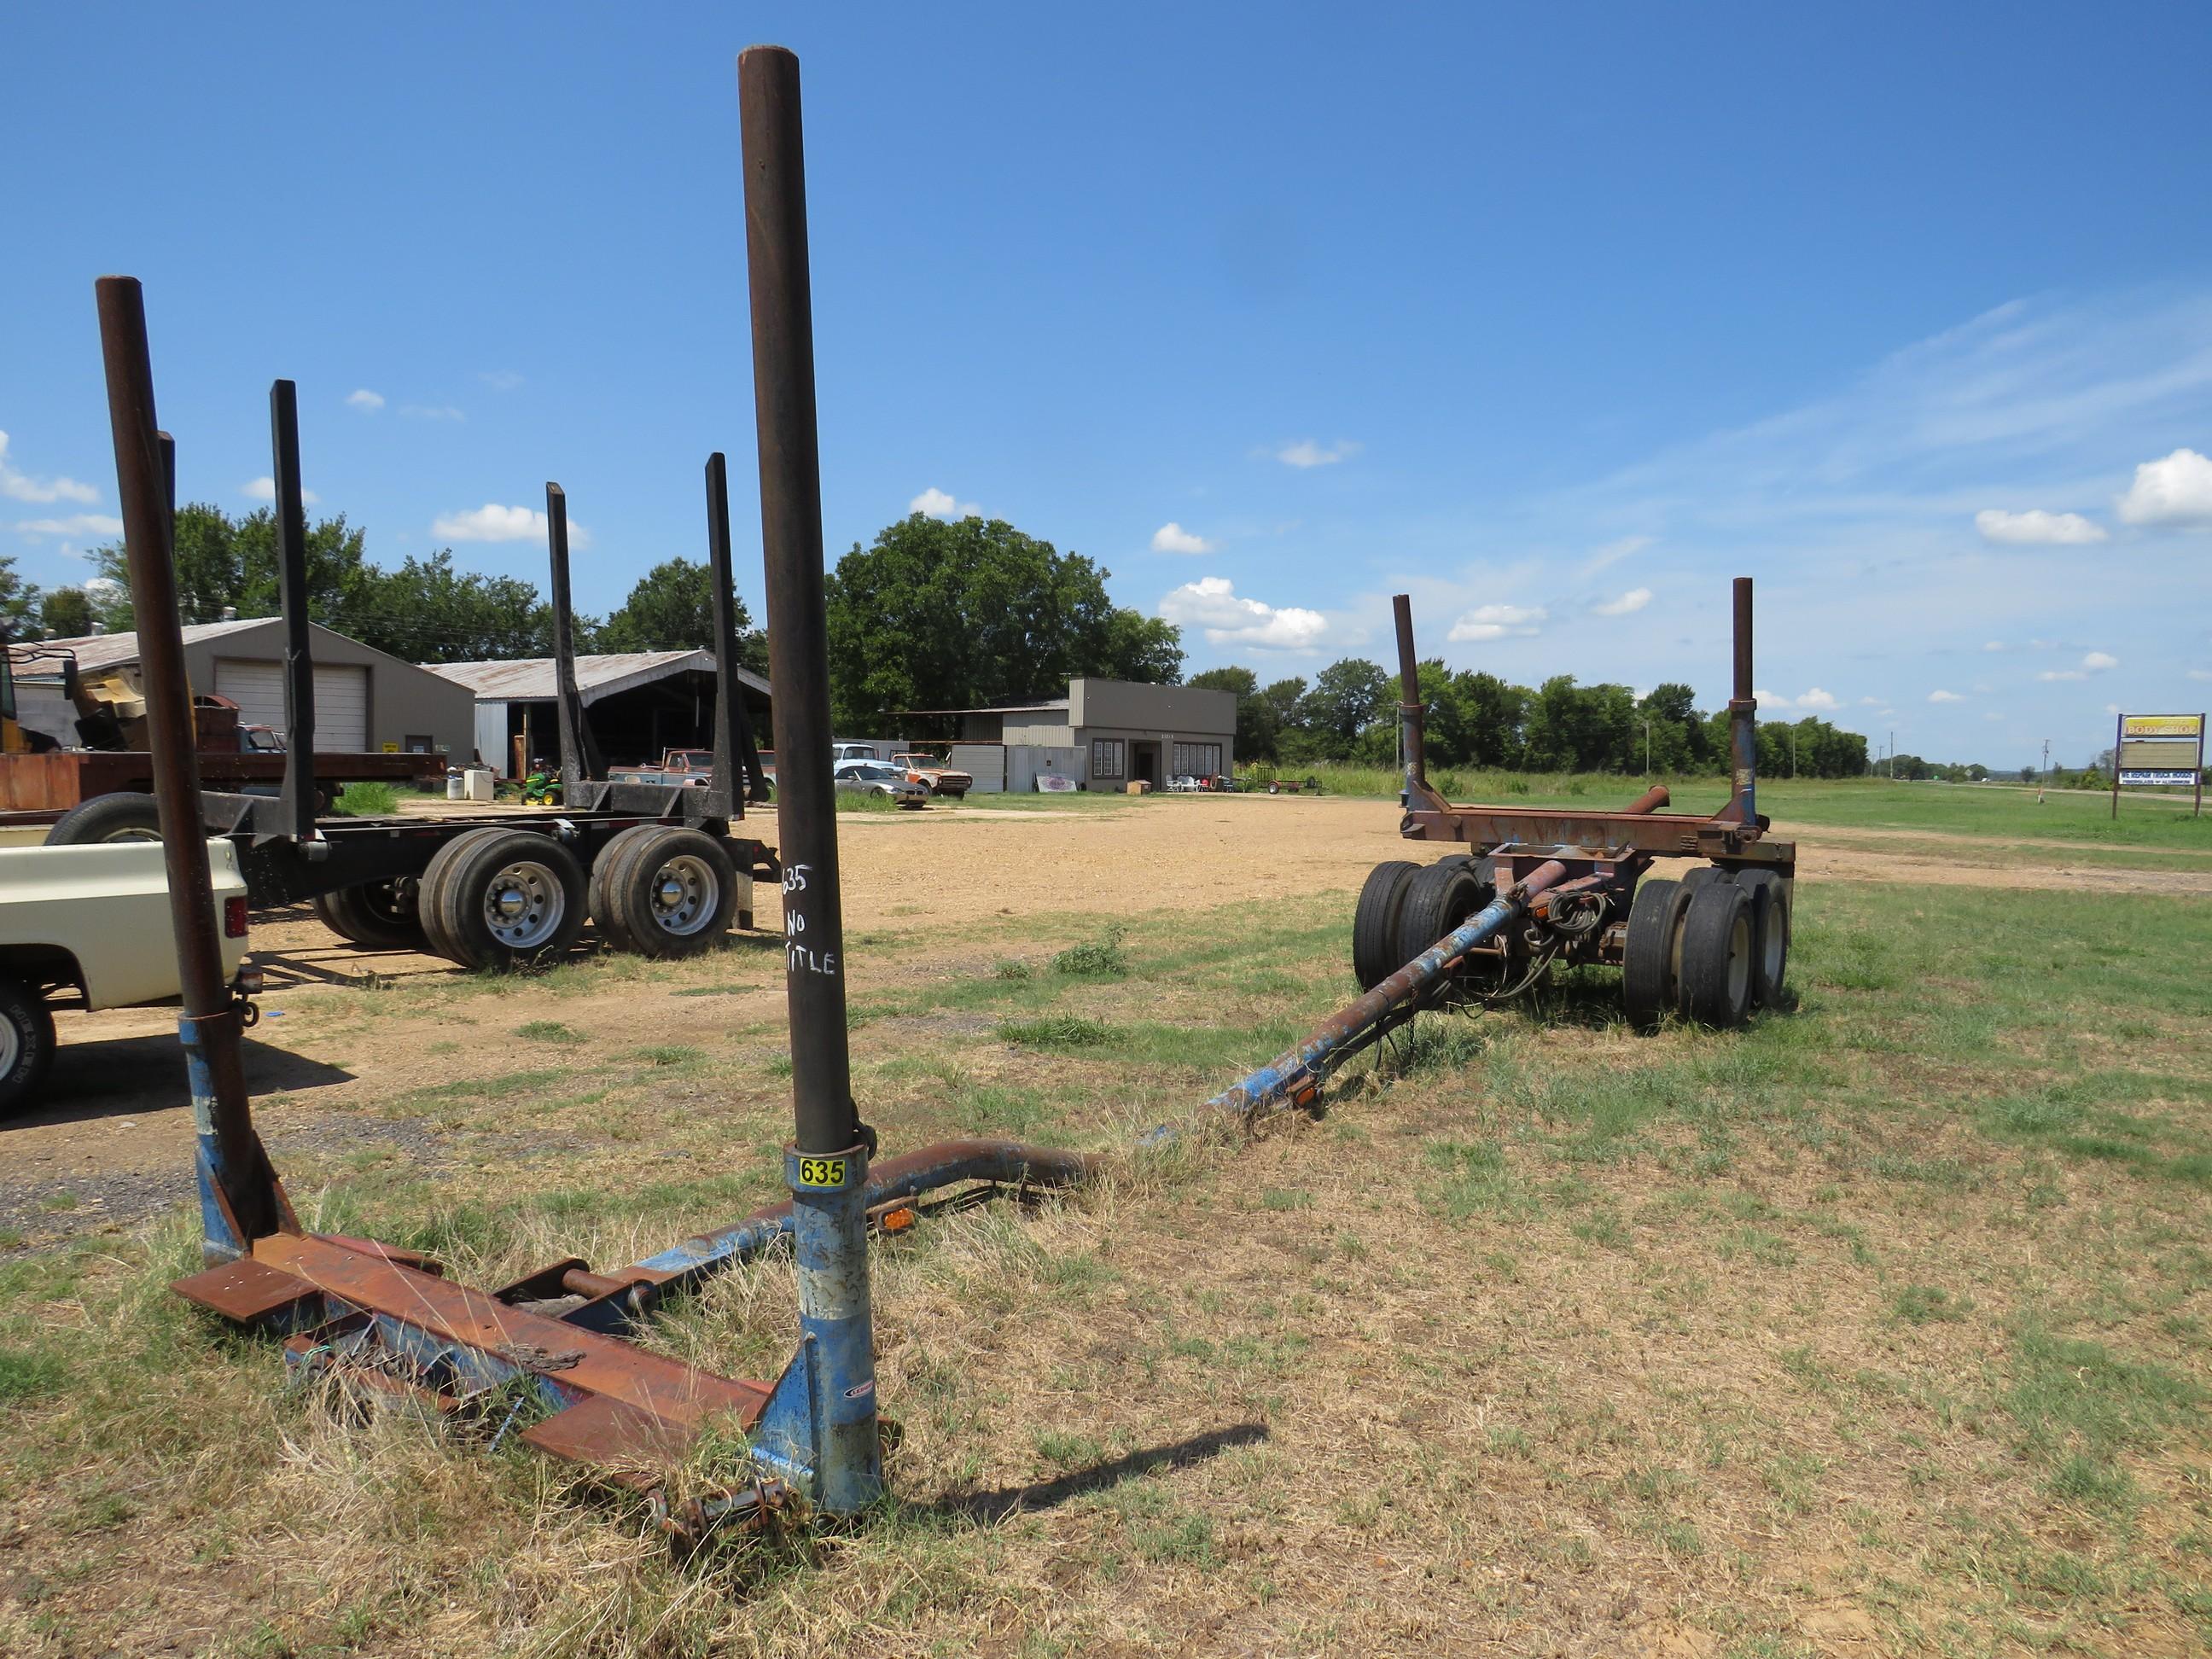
[4,3,2209,765]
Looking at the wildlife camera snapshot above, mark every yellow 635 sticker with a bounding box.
[798,1156,847,1188]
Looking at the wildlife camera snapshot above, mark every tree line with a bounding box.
[1187,658,1874,777]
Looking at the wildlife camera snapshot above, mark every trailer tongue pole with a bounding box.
[737,43,881,1515]
[94,276,290,1260]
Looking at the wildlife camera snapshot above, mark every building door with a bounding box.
[213,658,370,751]
[1132,741,1160,785]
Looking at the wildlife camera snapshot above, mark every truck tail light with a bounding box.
[224,896,249,938]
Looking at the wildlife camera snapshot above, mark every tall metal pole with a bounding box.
[738,43,879,1515]
[544,483,602,789]
[1391,594,1425,799]
[94,276,288,1260]
[1728,576,1756,824]
[270,380,317,841]
[2110,710,2123,820]
[704,452,771,806]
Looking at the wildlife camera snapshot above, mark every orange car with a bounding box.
[889,752,972,800]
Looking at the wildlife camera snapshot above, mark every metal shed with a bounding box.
[427,650,773,777]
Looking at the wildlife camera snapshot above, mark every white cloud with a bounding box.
[1796,688,1840,712]
[242,477,320,506]
[478,370,525,392]
[1858,696,1883,706]
[11,514,122,538]
[909,487,981,521]
[1274,439,1359,469]
[346,389,385,411]
[1755,688,1791,709]
[1985,711,2004,721]
[1156,575,1327,650]
[1974,507,2106,544]
[2116,447,2212,527]
[0,431,99,505]
[2037,669,2087,682]
[400,404,464,422]
[432,503,589,549]
[1928,689,1965,703]
[2105,701,2122,715]
[1591,585,1652,616]
[1447,602,1546,643]
[1982,640,2005,652]
[2187,668,2212,681]
[1150,521,1215,555]
[2082,650,2119,671]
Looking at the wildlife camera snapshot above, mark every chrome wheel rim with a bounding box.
[482,860,564,949]
[108,827,162,843]
[646,854,718,937]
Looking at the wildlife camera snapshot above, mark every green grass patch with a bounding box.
[329,781,401,817]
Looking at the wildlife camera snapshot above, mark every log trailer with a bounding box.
[43,383,777,970]
[1348,581,1795,1033]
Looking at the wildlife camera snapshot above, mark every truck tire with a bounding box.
[586,824,665,954]
[314,878,426,949]
[427,830,588,969]
[416,827,516,966]
[1679,881,1754,1029]
[596,828,738,958]
[1734,870,1790,1008]
[45,792,164,845]
[1351,859,1418,989]
[0,979,57,1119]
[1621,876,1693,1032]
[1395,857,1493,969]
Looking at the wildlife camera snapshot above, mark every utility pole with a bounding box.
[2038,737,2048,805]
[1643,718,1651,777]
[1889,729,1895,780]
[1789,725,1797,778]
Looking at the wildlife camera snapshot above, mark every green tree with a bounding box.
[360,551,576,664]
[38,586,92,638]
[89,504,374,635]
[825,513,1180,730]
[1297,659,1388,760]
[0,553,41,634]
[597,556,767,672]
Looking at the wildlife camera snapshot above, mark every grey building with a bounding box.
[427,650,772,778]
[26,617,474,756]
[912,678,1236,792]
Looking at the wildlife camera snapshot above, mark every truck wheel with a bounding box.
[1394,857,1493,969]
[0,980,56,1119]
[1351,859,1418,989]
[315,878,426,949]
[598,828,738,958]
[45,792,163,845]
[1679,881,1754,1029]
[416,827,521,966]
[1734,870,1790,1008]
[586,824,664,954]
[428,830,588,969]
[1621,876,1693,1032]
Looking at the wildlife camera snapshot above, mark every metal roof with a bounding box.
[29,615,279,674]
[425,650,771,707]
[900,697,1072,717]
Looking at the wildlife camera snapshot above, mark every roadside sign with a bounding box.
[2110,712,2204,818]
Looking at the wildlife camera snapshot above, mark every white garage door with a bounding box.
[214,658,370,751]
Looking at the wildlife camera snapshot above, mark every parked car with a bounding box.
[833,760,928,807]
[607,748,717,788]
[0,837,260,1115]
[889,752,973,799]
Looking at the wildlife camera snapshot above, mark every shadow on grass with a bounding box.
[930,1421,1268,1525]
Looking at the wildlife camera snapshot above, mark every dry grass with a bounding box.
[3,868,2211,1656]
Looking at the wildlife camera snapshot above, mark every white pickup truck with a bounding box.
[0,838,259,1115]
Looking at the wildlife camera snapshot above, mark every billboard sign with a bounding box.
[2110,712,2204,816]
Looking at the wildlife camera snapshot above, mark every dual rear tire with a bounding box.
[1351,855,1496,991]
[1623,867,1790,1031]
[589,826,739,959]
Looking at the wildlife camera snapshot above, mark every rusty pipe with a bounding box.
[95,276,289,1258]
[1392,594,1426,798]
[1728,576,1756,824]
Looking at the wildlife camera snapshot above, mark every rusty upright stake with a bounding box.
[1392,594,1426,803]
[270,380,317,841]
[545,483,602,788]
[704,452,771,806]
[94,276,289,1260]
[1728,576,1757,825]
[738,42,881,1516]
